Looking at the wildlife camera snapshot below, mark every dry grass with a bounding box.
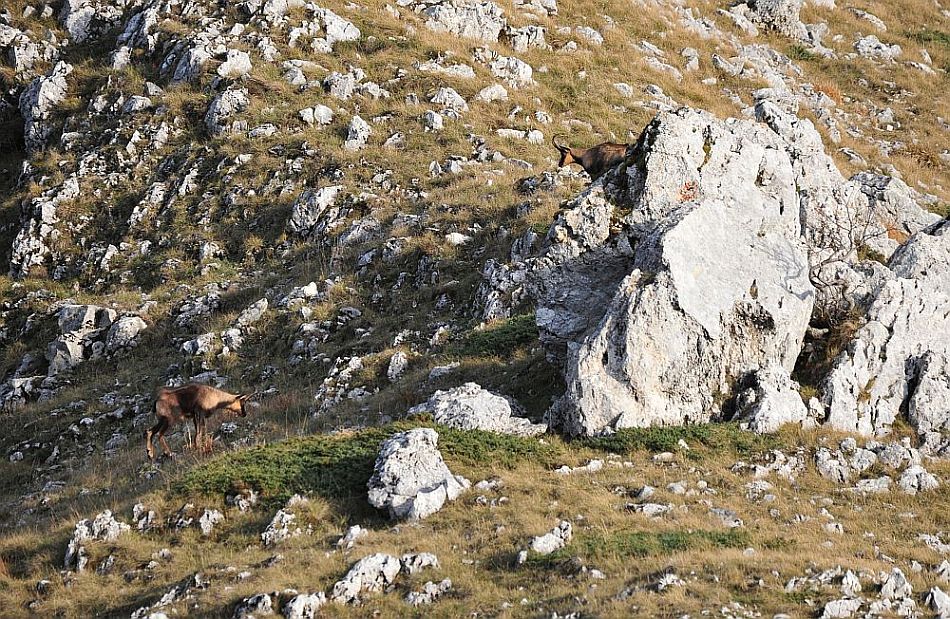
[813,78,843,104]
[0,424,947,617]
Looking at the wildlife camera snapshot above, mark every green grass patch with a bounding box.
[581,529,751,558]
[906,28,950,48]
[579,423,779,457]
[461,313,539,357]
[788,45,818,61]
[528,529,752,566]
[174,421,558,503]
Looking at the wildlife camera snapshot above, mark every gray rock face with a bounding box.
[543,106,814,436]
[46,305,140,375]
[205,89,250,136]
[0,377,42,412]
[387,352,408,382]
[909,353,950,457]
[217,49,253,79]
[310,6,361,48]
[171,46,212,83]
[528,520,572,554]
[367,428,470,520]
[822,598,862,618]
[105,316,148,351]
[897,465,940,495]
[232,593,272,618]
[405,578,453,606]
[854,35,901,61]
[409,382,546,436]
[430,87,468,112]
[741,0,808,39]
[735,365,812,434]
[60,0,123,44]
[504,25,548,52]
[927,587,950,617]
[400,552,439,575]
[418,0,507,42]
[261,495,308,546]
[9,175,81,277]
[344,115,371,151]
[19,61,73,152]
[64,510,130,571]
[288,186,345,238]
[198,509,224,536]
[515,0,557,15]
[330,553,401,604]
[850,173,941,260]
[324,70,359,100]
[880,567,912,600]
[474,48,534,88]
[476,98,942,440]
[822,221,950,448]
[283,592,326,618]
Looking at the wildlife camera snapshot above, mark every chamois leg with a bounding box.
[196,414,211,454]
[191,415,200,449]
[145,420,162,460]
[146,419,170,460]
[150,417,173,458]
[158,423,173,458]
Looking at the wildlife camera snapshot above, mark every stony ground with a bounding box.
[0,0,948,615]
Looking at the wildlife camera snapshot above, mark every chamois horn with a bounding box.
[551,134,570,152]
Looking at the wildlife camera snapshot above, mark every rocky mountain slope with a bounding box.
[0,0,948,615]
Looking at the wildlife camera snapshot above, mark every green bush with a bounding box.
[174,422,558,504]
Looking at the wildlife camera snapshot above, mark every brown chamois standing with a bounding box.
[552,134,629,179]
[145,384,252,459]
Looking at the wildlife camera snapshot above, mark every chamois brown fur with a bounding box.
[145,383,252,459]
[552,135,629,179]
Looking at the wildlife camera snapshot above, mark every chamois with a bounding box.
[552,134,629,179]
[145,383,253,459]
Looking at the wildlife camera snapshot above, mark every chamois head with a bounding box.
[552,134,575,167]
[227,393,254,417]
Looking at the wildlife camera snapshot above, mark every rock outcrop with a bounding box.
[735,365,813,434]
[472,99,944,440]
[9,176,81,277]
[367,428,469,520]
[823,220,950,453]
[330,553,402,604]
[414,0,507,42]
[409,382,546,436]
[64,510,131,571]
[46,305,147,376]
[205,88,250,136]
[19,60,73,152]
[541,106,815,436]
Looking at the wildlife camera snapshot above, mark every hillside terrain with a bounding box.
[0,0,948,615]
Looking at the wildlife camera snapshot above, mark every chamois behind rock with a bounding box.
[145,383,253,459]
[552,134,629,179]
